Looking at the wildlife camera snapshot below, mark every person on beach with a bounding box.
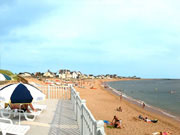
[10,103,37,113]
[138,115,145,120]
[139,115,158,123]
[120,94,122,101]
[144,117,151,123]
[142,102,145,109]
[153,131,170,135]
[111,115,122,128]
[116,106,122,112]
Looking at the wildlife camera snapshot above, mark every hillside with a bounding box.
[0,69,14,76]
[0,69,17,80]
[0,69,28,83]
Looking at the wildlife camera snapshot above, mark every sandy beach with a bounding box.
[75,79,180,135]
[1,78,180,135]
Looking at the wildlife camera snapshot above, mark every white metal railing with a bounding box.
[70,85,106,135]
[37,85,70,99]
[37,84,105,135]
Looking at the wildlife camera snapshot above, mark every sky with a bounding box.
[0,0,180,78]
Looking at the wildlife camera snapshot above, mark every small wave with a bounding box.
[161,111,176,118]
[107,83,179,120]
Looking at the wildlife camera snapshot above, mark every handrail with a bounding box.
[37,85,70,99]
[70,85,105,135]
[38,84,106,135]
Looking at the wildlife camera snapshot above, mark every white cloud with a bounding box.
[1,0,180,77]
[4,0,180,43]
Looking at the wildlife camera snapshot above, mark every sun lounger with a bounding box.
[0,117,30,135]
[31,104,47,112]
[19,109,41,121]
[0,108,41,121]
[0,102,5,109]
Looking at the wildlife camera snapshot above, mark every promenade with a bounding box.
[0,84,105,135]
[7,99,80,135]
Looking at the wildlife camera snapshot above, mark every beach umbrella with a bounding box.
[0,83,46,104]
[0,73,11,81]
[0,83,46,124]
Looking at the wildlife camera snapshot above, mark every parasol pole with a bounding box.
[19,104,21,125]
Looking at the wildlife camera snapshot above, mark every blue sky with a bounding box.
[0,0,180,78]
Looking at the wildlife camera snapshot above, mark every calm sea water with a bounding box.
[108,80,180,117]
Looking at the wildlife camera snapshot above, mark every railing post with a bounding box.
[70,86,106,135]
[81,99,86,135]
[48,85,50,99]
[66,87,67,99]
[71,86,72,100]
[63,86,65,100]
[96,120,105,135]
[64,86,65,100]
[75,92,79,120]
[69,85,71,100]
[70,86,72,101]
[94,121,97,135]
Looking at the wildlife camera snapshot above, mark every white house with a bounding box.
[66,72,72,79]
[43,71,54,78]
[59,73,66,79]
[71,72,78,79]
[19,72,31,77]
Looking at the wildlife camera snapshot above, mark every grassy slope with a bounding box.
[0,69,17,80]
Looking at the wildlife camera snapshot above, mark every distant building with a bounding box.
[71,71,78,79]
[66,71,72,79]
[59,73,66,79]
[88,74,95,79]
[105,74,111,79]
[18,72,32,77]
[43,70,55,78]
[35,72,43,77]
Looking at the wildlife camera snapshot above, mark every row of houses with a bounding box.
[19,70,82,79]
[18,69,140,80]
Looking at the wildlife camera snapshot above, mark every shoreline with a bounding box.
[1,78,180,134]
[75,79,180,135]
[103,82,180,123]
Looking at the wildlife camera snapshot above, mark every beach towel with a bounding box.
[104,120,110,124]
[107,125,115,128]
[104,120,114,128]
[104,120,122,129]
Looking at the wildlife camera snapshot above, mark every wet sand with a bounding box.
[75,79,180,135]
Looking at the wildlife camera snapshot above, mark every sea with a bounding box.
[107,79,180,120]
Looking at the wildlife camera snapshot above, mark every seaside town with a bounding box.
[19,69,140,80]
[0,69,140,85]
[0,69,180,135]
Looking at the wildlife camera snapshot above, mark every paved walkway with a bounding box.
[48,100,80,135]
[2,99,80,135]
